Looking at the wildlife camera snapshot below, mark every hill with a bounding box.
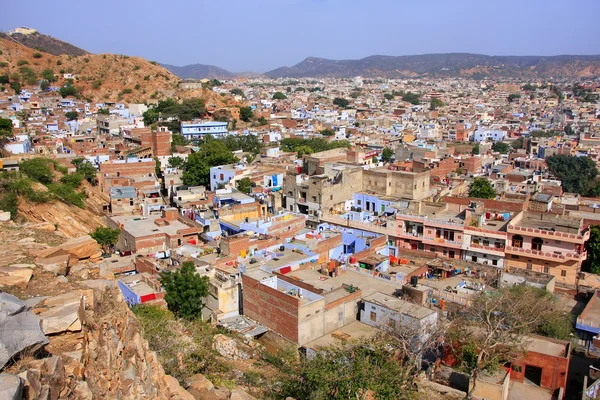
[0,38,239,107]
[0,30,88,56]
[265,53,600,79]
[162,63,235,79]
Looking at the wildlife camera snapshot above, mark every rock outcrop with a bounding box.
[0,293,49,369]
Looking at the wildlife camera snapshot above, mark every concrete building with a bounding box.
[181,121,228,139]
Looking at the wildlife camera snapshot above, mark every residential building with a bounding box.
[181,120,228,139]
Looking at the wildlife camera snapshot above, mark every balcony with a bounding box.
[465,243,505,256]
[508,224,589,243]
[422,236,463,248]
[505,245,586,261]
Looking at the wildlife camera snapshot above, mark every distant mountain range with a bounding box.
[0,31,88,56]
[265,54,600,79]
[161,63,235,79]
[5,28,600,79]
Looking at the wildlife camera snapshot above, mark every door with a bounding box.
[524,365,542,386]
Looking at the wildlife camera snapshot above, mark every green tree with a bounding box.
[472,144,480,155]
[320,129,335,137]
[383,93,394,100]
[257,116,268,125]
[491,142,510,154]
[0,75,9,85]
[65,111,79,121]
[512,137,524,150]
[40,68,56,82]
[239,106,253,123]
[430,98,444,110]
[296,145,314,158]
[236,177,253,194]
[97,108,110,115]
[584,226,600,274]
[546,155,598,194]
[167,156,185,169]
[59,83,78,98]
[10,81,21,94]
[182,139,236,186]
[71,158,98,185]
[60,173,84,188]
[507,93,521,103]
[160,261,209,320]
[381,147,394,163]
[272,92,287,100]
[333,97,349,108]
[230,88,245,97]
[91,227,120,254]
[19,158,54,185]
[401,92,421,105]
[469,178,496,199]
[40,80,49,91]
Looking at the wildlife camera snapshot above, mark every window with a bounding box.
[312,196,317,202]
[330,195,333,200]
[527,263,533,270]
[543,266,549,274]
[512,235,523,248]
[561,270,567,277]
[338,312,343,321]
[492,259,498,266]
[370,311,376,322]
[532,237,543,251]
[357,200,361,205]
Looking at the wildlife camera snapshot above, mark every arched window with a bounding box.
[512,235,523,248]
[532,237,543,251]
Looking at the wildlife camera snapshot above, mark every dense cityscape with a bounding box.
[1,8,600,400]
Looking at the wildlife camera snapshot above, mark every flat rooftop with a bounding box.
[363,292,436,320]
[526,336,567,357]
[119,273,155,297]
[514,211,582,234]
[302,320,378,351]
[110,215,191,238]
[285,268,400,298]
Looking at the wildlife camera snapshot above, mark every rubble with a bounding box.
[0,293,49,369]
[213,334,250,360]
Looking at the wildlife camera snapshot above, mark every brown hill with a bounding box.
[0,31,88,56]
[0,38,237,106]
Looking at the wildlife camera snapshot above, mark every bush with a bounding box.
[60,173,84,187]
[17,60,29,66]
[0,75,8,85]
[161,261,209,320]
[32,52,43,59]
[19,158,54,184]
[47,183,85,208]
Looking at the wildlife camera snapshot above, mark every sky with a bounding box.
[3,0,600,73]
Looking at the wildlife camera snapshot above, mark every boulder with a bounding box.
[36,254,70,276]
[8,264,36,269]
[0,293,49,369]
[186,373,214,392]
[0,374,23,400]
[37,235,101,262]
[72,381,93,400]
[0,266,33,288]
[35,291,93,335]
[162,375,196,400]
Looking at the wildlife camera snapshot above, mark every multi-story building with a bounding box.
[180,120,228,139]
[505,211,589,286]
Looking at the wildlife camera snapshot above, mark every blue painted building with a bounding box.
[181,121,228,139]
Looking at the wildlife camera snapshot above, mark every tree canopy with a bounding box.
[142,98,207,127]
[546,155,598,195]
[182,138,237,187]
[401,92,421,105]
[65,111,78,121]
[280,137,351,154]
[239,106,253,123]
[429,98,444,110]
[491,142,510,154]
[584,225,600,275]
[272,92,287,100]
[333,97,349,108]
[469,178,496,199]
[167,156,185,169]
[381,147,394,163]
[19,158,54,185]
[236,177,253,194]
[91,227,120,254]
[160,261,209,320]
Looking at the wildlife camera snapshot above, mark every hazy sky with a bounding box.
[3,0,600,72]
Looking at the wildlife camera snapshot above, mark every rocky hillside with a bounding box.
[0,31,88,56]
[162,63,235,79]
[0,38,180,103]
[266,53,600,79]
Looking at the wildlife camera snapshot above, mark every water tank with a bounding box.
[410,276,418,287]
[349,256,357,264]
[279,245,285,252]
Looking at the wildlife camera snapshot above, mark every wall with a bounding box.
[297,297,326,345]
[510,340,570,391]
[241,274,300,343]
